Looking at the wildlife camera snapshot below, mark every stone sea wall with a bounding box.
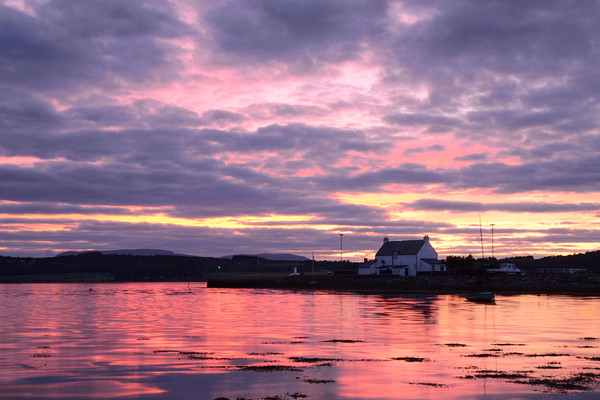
[207,274,600,295]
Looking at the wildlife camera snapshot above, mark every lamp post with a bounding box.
[339,233,344,262]
[490,224,495,259]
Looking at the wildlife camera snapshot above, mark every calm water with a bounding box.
[1,283,600,400]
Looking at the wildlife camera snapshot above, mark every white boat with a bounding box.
[486,263,521,274]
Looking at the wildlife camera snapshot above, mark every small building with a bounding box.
[536,267,587,275]
[358,236,445,276]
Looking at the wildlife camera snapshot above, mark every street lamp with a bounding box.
[339,233,344,262]
[490,224,495,259]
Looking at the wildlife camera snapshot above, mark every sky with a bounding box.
[1,0,599,261]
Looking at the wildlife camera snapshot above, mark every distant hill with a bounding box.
[221,253,310,261]
[506,250,600,272]
[56,249,191,257]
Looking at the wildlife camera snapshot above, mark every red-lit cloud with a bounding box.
[1,0,599,259]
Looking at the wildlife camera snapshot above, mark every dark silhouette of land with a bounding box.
[0,252,348,283]
[1,250,599,294]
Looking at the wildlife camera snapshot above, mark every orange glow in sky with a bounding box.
[1,1,599,260]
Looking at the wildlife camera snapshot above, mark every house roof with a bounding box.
[422,258,445,265]
[375,240,425,257]
[357,260,376,268]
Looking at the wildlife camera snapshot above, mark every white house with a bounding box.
[358,236,446,276]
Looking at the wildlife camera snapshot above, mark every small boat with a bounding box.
[464,217,496,304]
[464,291,495,303]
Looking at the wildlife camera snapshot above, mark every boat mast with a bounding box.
[479,214,490,293]
[479,215,485,260]
[490,223,495,259]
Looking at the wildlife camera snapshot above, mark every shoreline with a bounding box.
[206,274,600,296]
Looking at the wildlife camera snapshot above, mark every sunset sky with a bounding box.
[1,0,599,260]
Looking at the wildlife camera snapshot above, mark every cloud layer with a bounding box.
[1,0,599,259]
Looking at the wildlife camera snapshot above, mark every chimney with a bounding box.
[423,235,429,242]
[383,237,389,244]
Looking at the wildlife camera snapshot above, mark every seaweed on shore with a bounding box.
[153,350,216,356]
[459,370,531,380]
[262,341,306,345]
[289,356,343,363]
[391,356,429,362]
[186,354,220,360]
[511,372,600,392]
[463,353,501,358]
[297,376,336,384]
[461,369,600,393]
[321,339,364,343]
[524,353,570,357]
[178,351,214,356]
[153,349,236,361]
[214,394,309,400]
[408,382,449,388]
[536,362,562,369]
[237,365,304,372]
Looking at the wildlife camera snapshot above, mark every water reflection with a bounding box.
[1,283,599,399]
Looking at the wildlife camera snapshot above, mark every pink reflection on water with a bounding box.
[1,283,600,399]
[2,381,164,398]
